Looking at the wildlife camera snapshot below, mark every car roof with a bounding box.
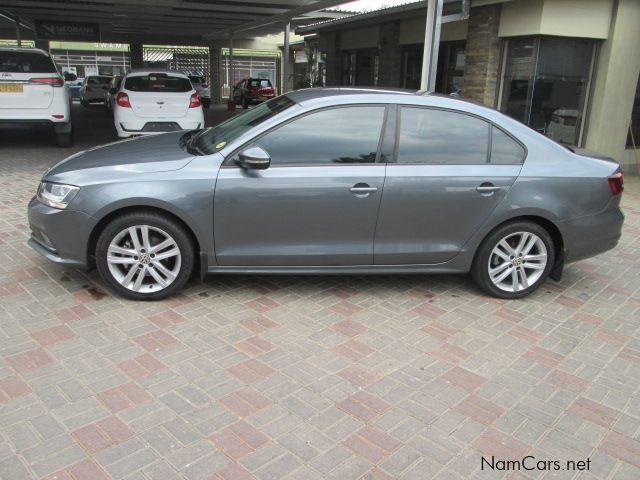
[283,88,520,128]
[0,47,51,56]
[285,87,415,103]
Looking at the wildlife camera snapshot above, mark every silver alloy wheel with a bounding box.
[488,231,547,293]
[106,225,181,293]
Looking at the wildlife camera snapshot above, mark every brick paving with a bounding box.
[1,105,640,479]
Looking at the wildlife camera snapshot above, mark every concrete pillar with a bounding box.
[15,19,21,47]
[228,31,234,93]
[208,43,222,105]
[283,22,291,93]
[34,39,49,51]
[585,0,640,173]
[319,31,341,86]
[129,42,144,69]
[461,4,501,106]
[377,22,402,87]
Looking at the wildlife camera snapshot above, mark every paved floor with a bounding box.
[1,103,639,480]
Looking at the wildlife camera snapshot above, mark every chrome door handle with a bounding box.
[476,185,502,194]
[350,187,378,193]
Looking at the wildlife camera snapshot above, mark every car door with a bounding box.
[374,105,525,265]
[214,104,388,266]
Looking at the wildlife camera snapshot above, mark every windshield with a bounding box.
[194,95,295,154]
[87,76,111,85]
[249,79,272,88]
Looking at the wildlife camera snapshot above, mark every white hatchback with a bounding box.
[113,70,204,138]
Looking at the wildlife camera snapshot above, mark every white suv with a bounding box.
[0,47,73,146]
[113,70,204,138]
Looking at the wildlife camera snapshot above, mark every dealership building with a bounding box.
[296,0,640,173]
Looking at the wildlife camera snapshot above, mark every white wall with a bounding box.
[499,0,614,39]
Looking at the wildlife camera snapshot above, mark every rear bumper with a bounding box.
[116,120,202,137]
[561,207,624,263]
[27,197,95,268]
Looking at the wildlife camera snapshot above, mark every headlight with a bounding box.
[36,182,79,209]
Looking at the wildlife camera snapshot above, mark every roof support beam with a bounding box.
[421,0,443,91]
[205,0,348,39]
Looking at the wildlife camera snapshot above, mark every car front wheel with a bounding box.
[95,212,194,300]
[472,221,554,299]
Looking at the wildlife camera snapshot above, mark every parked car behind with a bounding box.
[66,77,83,101]
[233,78,275,108]
[188,75,211,108]
[112,70,204,138]
[0,47,74,146]
[27,89,624,300]
[104,75,122,114]
[80,75,111,106]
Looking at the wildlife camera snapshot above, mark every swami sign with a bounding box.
[36,20,100,41]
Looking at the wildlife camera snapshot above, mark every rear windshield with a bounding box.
[125,74,192,92]
[249,79,272,88]
[87,76,111,85]
[0,51,57,73]
[189,76,205,84]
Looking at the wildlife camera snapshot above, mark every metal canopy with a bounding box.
[0,0,351,43]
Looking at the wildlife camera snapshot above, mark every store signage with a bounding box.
[36,20,100,41]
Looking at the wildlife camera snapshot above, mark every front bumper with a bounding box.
[561,207,624,263]
[27,197,97,268]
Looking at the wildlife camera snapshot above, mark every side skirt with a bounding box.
[206,264,466,275]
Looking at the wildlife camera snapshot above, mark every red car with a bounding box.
[232,78,276,108]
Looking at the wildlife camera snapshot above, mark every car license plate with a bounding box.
[0,83,23,93]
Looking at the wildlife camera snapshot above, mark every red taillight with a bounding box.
[608,172,624,195]
[202,84,208,88]
[189,92,201,108]
[116,92,131,108]
[29,77,64,87]
[52,114,65,119]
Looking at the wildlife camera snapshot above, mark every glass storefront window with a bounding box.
[500,37,596,146]
[627,75,640,148]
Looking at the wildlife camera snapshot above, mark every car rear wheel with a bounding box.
[472,221,554,299]
[202,98,210,109]
[95,212,194,300]
[242,96,249,109]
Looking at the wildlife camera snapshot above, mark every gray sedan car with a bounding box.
[27,88,624,300]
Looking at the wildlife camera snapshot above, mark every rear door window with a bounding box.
[396,107,489,164]
[0,52,57,73]
[125,74,192,92]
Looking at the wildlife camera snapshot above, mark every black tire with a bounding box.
[471,221,555,299]
[81,99,88,107]
[202,99,211,109]
[95,211,195,300]
[242,96,249,109]
[55,131,73,147]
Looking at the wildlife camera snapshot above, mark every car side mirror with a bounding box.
[109,87,118,94]
[236,146,271,170]
[64,72,77,82]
